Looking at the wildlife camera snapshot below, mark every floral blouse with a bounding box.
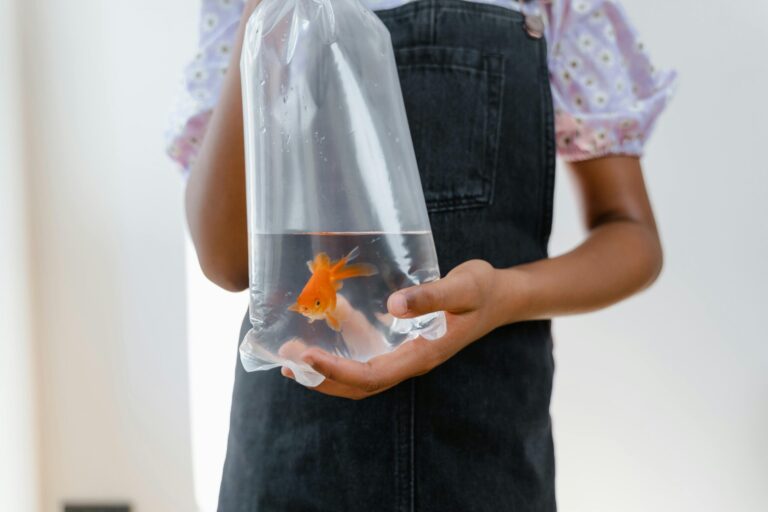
[166,0,675,171]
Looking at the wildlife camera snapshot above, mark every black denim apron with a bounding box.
[218,1,556,510]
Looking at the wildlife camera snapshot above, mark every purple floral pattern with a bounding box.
[165,0,675,171]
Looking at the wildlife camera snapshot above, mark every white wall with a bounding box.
[4,1,766,512]
[19,0,199,510]
[550,2,768,511]
[184,244,244,512]
[0,0,39,510]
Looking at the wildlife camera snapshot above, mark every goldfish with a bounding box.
[288,246,378,331]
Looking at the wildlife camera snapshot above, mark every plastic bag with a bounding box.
[239,0,447,387]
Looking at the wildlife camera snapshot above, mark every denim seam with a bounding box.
[376,0,525,23]
[394,50,504,213]
[380,10,524,24]
[429,0,436,43]
[426,193,488,205]
[537,36,556,249]
[410,379,416,512]
[435,7,525,22]
[397,63,488,75]
[486,54,505,208]
[395,399,401,512]
[395,383,412,512]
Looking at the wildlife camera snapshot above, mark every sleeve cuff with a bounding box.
[165,109,213,176]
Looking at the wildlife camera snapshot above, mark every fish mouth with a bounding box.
[288,302,325,320]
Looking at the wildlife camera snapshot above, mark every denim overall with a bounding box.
[219,1,556,510]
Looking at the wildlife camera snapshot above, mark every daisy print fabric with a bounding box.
[166,0,245,174]
[166,0,675,171]
[542,0,676,161]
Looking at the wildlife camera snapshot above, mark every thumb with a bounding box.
[387,272,477,317]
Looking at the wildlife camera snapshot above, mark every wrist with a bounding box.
[488,266,536,327]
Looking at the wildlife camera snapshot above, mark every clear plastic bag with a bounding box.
[239,0,447,387]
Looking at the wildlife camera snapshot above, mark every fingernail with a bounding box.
[389,293,409,316]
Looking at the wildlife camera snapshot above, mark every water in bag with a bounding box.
[240,0,447,387]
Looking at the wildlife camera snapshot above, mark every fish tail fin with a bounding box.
[333,262,378,281]
[344,245,360,262]
[330,245,360,272]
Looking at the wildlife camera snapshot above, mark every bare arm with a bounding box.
[289,155,664,399]
[184,0,261,291]
[381,155,662,327]
[491,155,663,324]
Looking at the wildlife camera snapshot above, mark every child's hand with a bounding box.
[281,259,514,400]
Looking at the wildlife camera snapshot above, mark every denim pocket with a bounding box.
[394,46,505,213]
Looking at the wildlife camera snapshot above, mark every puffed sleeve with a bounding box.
[542,0,676,162]
[165,0,246,175]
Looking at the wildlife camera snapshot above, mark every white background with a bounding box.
[1,1,766,511]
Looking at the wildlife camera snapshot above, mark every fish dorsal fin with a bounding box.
[308,252,330,274]
[317,252,331,268]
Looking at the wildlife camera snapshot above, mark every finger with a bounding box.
[331,295,390,359]
[301,338,439,393]
[387,272,478,318]
[277,337,309,362]
[297,314,471,396]
[336,294,380,339]
[282,364,372,399]
[311,377,374,399]
[374,311,393,326]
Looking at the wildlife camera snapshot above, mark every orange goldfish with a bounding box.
[288,246,378,331]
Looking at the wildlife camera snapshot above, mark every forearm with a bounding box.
[286,153,663,397]
[491,156,663,325]
[497,220,662,324]
[185,1,261,291]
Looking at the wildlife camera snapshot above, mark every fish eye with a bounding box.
[315,299,321,306]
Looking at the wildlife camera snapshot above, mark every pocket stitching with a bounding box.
[394,47,505,213]
[485,53,505,210]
